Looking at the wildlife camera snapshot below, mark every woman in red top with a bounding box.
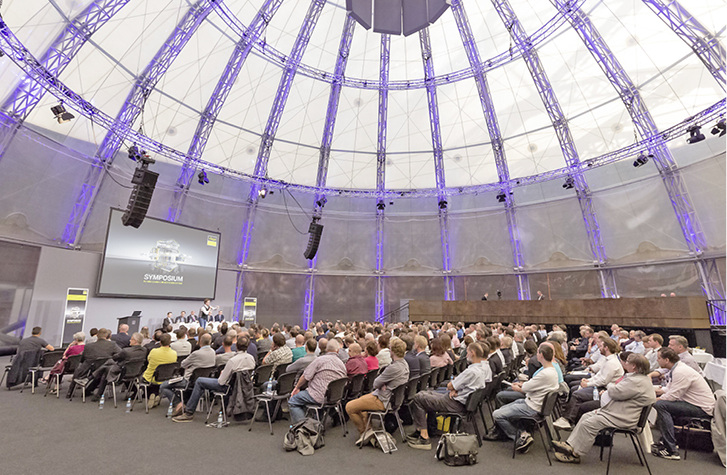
[364,340,380,371]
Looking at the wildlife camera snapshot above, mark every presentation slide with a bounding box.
[97,209,220,299]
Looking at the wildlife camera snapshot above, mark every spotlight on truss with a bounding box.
[686,125,705,144]
[562,177,575,189]
[711,120,725,137]
[50,103,74,124]
[198,170,209,185]
[632,154,650,168]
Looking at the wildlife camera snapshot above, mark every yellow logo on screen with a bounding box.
[207,235,218,247]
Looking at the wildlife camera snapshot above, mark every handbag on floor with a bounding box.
[435,432,479,466]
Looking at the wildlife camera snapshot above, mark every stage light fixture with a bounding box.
[632,154,649,168]
[127,145,142,162]
[562,177,574,189]
[50,103,74,124]
[496,192,511,203]
[259,187,267,198]
[438,200,448,209]
[198,170,209,185]
[376,201,386,210]
[711,120,725,137]
[686,125,705,144]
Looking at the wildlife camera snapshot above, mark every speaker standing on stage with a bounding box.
[199,298,218,329]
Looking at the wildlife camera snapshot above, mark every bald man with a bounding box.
[291,334,307,362]
[111,324,131,349]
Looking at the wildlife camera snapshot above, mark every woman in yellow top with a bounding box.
[143,333,177,408]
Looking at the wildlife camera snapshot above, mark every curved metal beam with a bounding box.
[551,0,724,304]
[0,18,721,200]
[167,0,285,223]
[451,0,530,299]
[232,0,327,320]
[375,34,390,323]
[419,28,455,300]
[60,0,219,247]
[302,14,357,327]
[642,0,725,90]
[491,0,615,297]
[212,0,586,91]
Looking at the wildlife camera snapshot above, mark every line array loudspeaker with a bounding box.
[304,221,324,260]
[121,168,159,228]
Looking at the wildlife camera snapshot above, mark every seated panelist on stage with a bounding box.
[163,312,173,328]
[175,311,186,324]
[187,311,198,323]
[214,310,224,322]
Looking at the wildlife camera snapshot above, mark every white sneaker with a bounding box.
[553,417,572,430]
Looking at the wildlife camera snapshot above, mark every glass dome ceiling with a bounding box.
[0,0,724,192]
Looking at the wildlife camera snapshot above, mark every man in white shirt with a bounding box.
[625,331,646,354]
[644,333,663,371]
[488,343,559,453]
[554,337,623,430]
[173,336,256,422]
[668,335,704,376]
[653,347,715,460]
[170,328,191,356]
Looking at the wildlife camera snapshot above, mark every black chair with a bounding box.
[106,359,146,409]
[363,368,378,394]
[675,413,714,460]
[428,367,442,389]
[249,370,297,435]
[174,366,215,410]
[480,377,501,432]
[598,404,654,474]
[345,373,366,403]
[136,362,180,413]
[23,350,64,394]
[439,364,454,386]
[305,376,349,436]
[70,357,111,402]
[0,355,12,387]
[418,372,431,392]
[177,354,189,364]
[275,363,289,378]
[45,354,81,398]
[511,390,559,465]
[257,351,269,365]
[436,387,486,446]
[360,383,408,452]
[204,370,242,426]
[253,364,274,393]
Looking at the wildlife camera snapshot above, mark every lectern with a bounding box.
[117,311,141,333]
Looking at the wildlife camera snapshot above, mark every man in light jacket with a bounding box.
[551,353,657,464]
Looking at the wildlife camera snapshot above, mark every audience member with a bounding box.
[170,328,192,357]
[345,343,368,377]
[173,336,255,422]
[89,332,147,400]
[262,333,293,371]
[347,339,409,441]
[552,353,657,464]
[18,326,54,353]
[288,340,347,423]
[142,333,177,408]
[364,341,380,371]
[163,333,215,416]
[429,337,453,368]
[291,335,306,362]
[407,342,491,450]
[376,333,392,368]
[652,347,715,460]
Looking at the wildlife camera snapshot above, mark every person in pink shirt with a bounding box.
[364,341,379,371]
[429,337,453,368]
[44,331,85,385]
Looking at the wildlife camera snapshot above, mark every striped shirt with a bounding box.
[302,353,347,404]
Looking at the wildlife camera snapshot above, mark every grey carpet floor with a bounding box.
[0,355,723,475]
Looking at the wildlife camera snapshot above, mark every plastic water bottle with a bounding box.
[125,398,132,413]
[99,394,105,410]
[217,410,223,427]
[265,375,274,396]
[592,387,599,401]
[166,402,173,418]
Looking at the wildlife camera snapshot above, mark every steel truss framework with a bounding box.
[551,0,725,313]
[167,0,285,224]
[491,0,616,298]
[60,0,218,247]
[209,0,587,91]
[233,0,327,320]
[0,16,720,201]
[0,0,130,162]
[451,0,530,300]
[641,0,726,91]
[375,35,390,323]
[419,28,455,301]
[302,14,357,327]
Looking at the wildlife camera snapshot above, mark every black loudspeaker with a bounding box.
[304,221,324,260]
[122,168,158,228]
